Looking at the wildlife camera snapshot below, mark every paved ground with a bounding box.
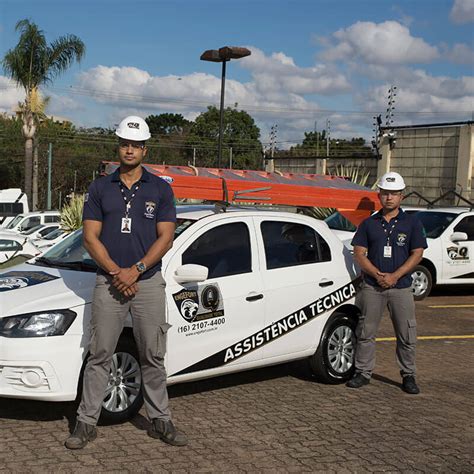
[1,287,473,473]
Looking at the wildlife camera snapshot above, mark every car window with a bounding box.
[182,222,252,279]
[44,228,64,240]
[5,214,24,229]
[325,211,357,232]
[0,202,24,217]
[0,239,22,251]
[454,216,474,241]
[21,216,41,231]
[417,212,458,238]
[261,221,331,270]
[45,215,60,223]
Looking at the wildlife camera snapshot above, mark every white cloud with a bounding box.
[444,43,474,64]
[320,21,439,65]
[240,47,351,94]
[450,0,474,23]
[0,76,24,113]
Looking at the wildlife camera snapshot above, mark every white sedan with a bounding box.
[0,206,360,423]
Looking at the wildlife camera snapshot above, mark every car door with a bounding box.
[164,215,266,380]
[254,217,352,361]
[442,215,474,283]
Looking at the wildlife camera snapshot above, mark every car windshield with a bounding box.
[5,214,24,229]
[44,228,64,240]
[22,224,44,235]
[417,211,458,238]
[33,218,196,271]
[325,212,357,232]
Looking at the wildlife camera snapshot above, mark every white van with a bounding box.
[0,189,29,228]
[3,210,61,234]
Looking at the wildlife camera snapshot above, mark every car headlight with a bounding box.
[0,309,76,338]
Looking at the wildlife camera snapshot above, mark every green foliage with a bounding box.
[146,113,191,136]
[2,19,85,91]
[61,193,84,232]
[188,106,262,169]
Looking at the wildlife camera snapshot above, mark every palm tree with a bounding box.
[2,19,85,210]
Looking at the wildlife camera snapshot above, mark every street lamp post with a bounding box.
[200,46,251,168]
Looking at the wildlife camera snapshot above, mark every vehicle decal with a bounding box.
[0,271,59,292]
[450,271,474,279]
[171,277,361,376]
[446,246,469,261]
[174,284,226,337]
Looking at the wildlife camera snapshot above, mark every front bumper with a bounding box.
[0,334,85,401]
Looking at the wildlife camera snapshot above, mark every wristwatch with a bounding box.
[135,261,147,273]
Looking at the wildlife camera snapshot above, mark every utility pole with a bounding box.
[229,147,233,169]
[266,124,278,172]
[315,120,319,157]
[47,143,52,210]
[385,85,397,127]
[326,119,331,157]
[193,148,196,167]
[73,170,77,193]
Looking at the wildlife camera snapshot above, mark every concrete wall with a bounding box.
[378,123,473,206]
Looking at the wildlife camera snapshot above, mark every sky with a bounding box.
[0,0,473,148]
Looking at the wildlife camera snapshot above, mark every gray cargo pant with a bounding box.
[354,281,417,379]
[77,271,172,426]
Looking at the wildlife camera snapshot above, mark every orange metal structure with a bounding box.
[101,161,380,225]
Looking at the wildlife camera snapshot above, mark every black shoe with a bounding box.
[65,421,97,450]
[346,373,371,388]
[148,419,188,446]
[402,375,420,394]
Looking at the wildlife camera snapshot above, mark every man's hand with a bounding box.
[377,271,399,288]
[122,282,138,298]
[110,267,140,293]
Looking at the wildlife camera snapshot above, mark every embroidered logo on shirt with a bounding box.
[144,200,156,218]
[396,232,407,246]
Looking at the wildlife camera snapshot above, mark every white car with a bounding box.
[0,234,41,264]
[0,206,360,423]
[326,208,474,300]
[32,228,68,250]
[3,210,61,234]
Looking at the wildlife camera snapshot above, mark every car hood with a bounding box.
[0,263,96,317]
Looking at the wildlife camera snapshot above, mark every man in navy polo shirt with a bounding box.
[65,116,188,449]
[346,172,427,394]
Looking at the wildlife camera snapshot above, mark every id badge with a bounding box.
[121,217,132,233]
[383,245,392,258]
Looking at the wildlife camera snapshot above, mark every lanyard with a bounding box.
[380,217,398,245]
[119,181,140,218]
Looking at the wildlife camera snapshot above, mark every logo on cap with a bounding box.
[127,122,139,129]
[387,177,395,182]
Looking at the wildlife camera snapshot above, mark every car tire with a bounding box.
[411,265,433,301]
[309,313,356,384]
[99,336,144,424]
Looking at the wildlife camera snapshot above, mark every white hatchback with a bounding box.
[0,206,360,423]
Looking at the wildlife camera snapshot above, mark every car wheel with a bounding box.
[411,265,432,301]
[99,336,144,424]
[309,313,356,384]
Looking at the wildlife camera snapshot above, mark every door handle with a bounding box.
[246,293,264,302]
[319,280,334,288]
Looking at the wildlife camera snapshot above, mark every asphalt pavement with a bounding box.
[0,287,473,473]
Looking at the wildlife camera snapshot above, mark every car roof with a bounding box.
[413,207,470,215]
[15,210,61,218]
[176,204,300,221]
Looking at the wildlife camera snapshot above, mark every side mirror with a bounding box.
[174,264,209,284]
[450,232,468,242]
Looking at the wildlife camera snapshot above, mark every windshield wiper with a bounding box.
[34,257,97,272]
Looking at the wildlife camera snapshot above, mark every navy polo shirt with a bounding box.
[351,209,427,289]
[82,167,176,280]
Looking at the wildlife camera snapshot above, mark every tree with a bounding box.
[188,106,262,169]
[2,19,85,209]
[145,113,191,136]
